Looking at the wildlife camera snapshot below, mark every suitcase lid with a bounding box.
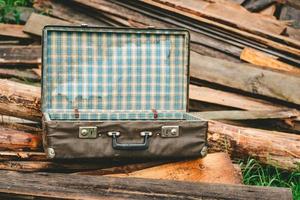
[42,26,190,118]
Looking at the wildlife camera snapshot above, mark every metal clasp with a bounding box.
[79,126,97,138]
[161,126,179,137]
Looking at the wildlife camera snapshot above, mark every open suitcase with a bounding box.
[42,26,208,159]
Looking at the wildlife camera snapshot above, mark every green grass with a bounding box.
[240,158,300,200]
[0,0,32,23]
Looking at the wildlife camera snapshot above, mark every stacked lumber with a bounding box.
[0,0,299,198]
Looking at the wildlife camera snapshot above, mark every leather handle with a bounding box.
[108,131,152,150]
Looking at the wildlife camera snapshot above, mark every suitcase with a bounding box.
[42,25,208,159]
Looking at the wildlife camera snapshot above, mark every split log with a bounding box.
[0,127,41,151]
[0,24,31,39]
[208,120,300,171]
[0,46,41,66]
[0,171,292,200]
[0,79,41,121]
[192,109,300,120]
[24,13,71,36]
[109,153,243,185]
[190,52,300,105]
[240,47,300,74]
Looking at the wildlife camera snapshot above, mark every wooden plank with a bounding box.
[240,47,300,74]
[108,153,243,185]
[0,170,292,200]
[189,85,287,111]
[190,51,300,105]
[259,4,276,17]
[0,46,41,66]
[0,151,46,161]
[0,127,41,151]
[208,120,300,171]
[0,24,31,39]
[191,109,300,120]
[24,13,71,36]
[0,68,40,81]
[140,0,300,55]
[0,79,41,121]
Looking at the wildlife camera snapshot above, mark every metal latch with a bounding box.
[79,126,97,138]
[161,126,179,137]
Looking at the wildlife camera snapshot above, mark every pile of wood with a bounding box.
[0,0,299,199]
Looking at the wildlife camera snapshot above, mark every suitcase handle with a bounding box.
[107,131,152,150]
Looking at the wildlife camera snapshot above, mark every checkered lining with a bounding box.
[42,27,189,120]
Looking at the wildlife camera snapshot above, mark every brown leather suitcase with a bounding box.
[42,25,208,159]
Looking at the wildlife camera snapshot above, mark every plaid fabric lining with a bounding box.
[43,27,189,120]
[48,111,198,120]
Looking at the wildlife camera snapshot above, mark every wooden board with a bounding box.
[190,51,300,105]
[24,13,71,36]
[191,109,300,120]
[108,153,243,185]
[0,24,31,39]
[0,151,46,161]
[240,47,300,75]
[0,46,41,66]
[0,68,40,81]
[0,170,292,200]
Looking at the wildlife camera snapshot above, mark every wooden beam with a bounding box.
[0,127,41,151]
[0,151,46,161]
[192,109,300,120]
[0,170,292,200]
[0,46,41,66]
[240,47,300,74]
[24,13,71,36]
[0,79,41,121]
[109,153,243,185]
[0,68,40,81]
[0,24,31,39]
[190,52,300,105]
[208,120,300,171]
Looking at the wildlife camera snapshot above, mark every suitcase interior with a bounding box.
[42,26,199,122]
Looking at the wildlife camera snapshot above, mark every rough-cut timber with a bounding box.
[0,170,292,200]
[208,121,300,171]
[109,153,243,185]
[0,151,46,161]
[0,79,41,121]
[189,85,288,111]
[0,68,40,81]
[240,47,300,74]
[190,52,300,105]
[0,127,41,151]
[24,13,71,36]
[0,24,31,39]
[0,46,41,65]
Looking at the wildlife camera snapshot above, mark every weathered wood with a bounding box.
[140,0,300,55]
[109,153,243,185]
[0,127,41,151]
[0,24,31,39]
[0,151,46,161]
[0,170,292,200]
[208,120,300,171]
[244,0,276,12]
[33,0,109,26]
[280,5,300,29]
[24,13,71,36]
[0,46,41,66]
[192,109,300,120]
[189,85,288,111]
[259,4,276,17]
[0,79,41,121]
[190,52,300,105]
[0,68,40,81]
[240,47,300,74]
